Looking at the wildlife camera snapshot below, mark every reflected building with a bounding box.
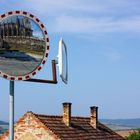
[0,16,45,54]
[0,16,33,37]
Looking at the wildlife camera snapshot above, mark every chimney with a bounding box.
[90,106,98,129]
[63,102,71,126]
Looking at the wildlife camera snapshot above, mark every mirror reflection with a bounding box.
[0,15,46,76]
[62,43,67,80]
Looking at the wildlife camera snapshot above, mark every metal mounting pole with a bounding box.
[9,81,14,140]
[25,60,58,84]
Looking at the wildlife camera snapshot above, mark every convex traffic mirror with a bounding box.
[0,11,50,80]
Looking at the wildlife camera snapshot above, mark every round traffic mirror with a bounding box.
[0,11,50,80]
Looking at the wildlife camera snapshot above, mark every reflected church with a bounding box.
[0,16,33,37]
[0,16,45,55]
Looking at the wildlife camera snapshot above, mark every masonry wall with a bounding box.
[0,36,45,54]
[0,113,60,140]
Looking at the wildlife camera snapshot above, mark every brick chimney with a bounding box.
[63,102,71,126]
[90,106,98,129]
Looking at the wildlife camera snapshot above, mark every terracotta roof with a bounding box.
[0,112,124,140]
[34,113,124,140]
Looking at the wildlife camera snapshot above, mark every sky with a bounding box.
[0,0,140,121]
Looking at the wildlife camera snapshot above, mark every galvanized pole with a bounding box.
[9,81,14,140]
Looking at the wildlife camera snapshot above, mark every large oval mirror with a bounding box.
[0,11,50,80]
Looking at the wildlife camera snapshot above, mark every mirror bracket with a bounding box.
[24,60,58,84]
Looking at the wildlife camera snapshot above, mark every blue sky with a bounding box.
[0,0,140,121]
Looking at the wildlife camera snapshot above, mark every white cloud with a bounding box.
[1,0,140,35]
[49,15,140,34]
[29,0,140,17]
[1,0,139,16]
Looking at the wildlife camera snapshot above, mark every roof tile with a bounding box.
[34,113,124,140]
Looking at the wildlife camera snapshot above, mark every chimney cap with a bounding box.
[90,106,98,110]
[63,102,72,105]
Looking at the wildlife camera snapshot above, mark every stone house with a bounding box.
[0,103,124,140]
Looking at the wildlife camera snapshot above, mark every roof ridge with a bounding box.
[72,116,90,119]
[33,112,90,119]
[34,113,62,118]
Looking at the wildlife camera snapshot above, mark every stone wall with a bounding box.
[1,112,59,140]
[0,36,45,53]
